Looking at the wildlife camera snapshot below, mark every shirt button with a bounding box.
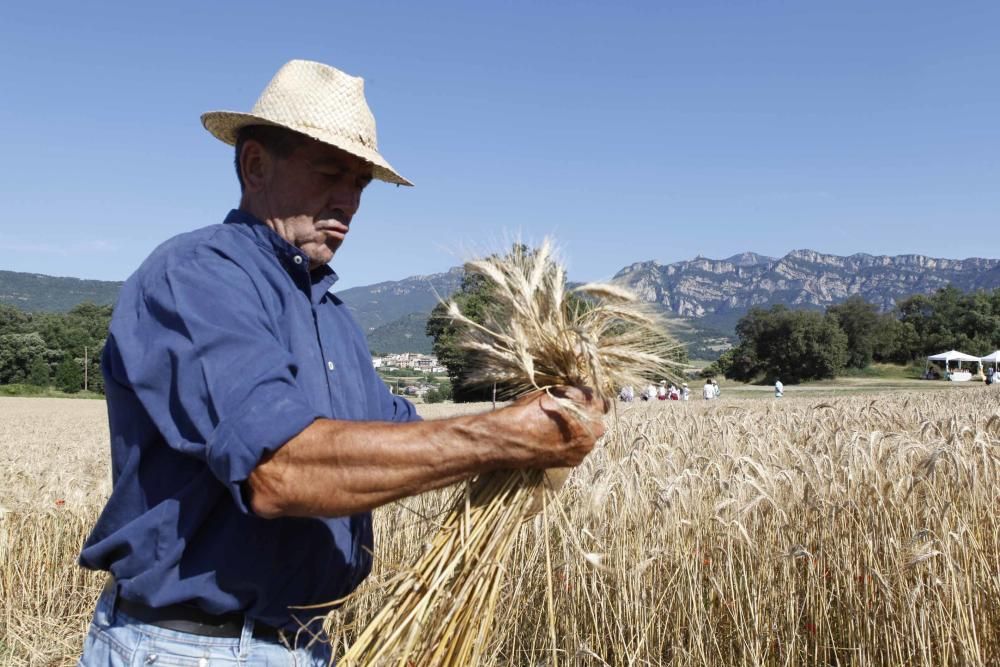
[293,255,303,265]
[327,361,335,371]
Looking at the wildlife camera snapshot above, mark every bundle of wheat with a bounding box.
[337,241,683,665]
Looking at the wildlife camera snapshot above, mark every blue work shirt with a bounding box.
[79,209,418,628]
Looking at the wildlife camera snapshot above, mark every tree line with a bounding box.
[6,283,997,394]
[706,286,1000,383]
[0,303,111,393]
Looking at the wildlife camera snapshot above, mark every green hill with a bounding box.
[366,312,435,355]
[0,271,121,312]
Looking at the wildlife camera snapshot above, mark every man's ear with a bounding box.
[240,140,271,193]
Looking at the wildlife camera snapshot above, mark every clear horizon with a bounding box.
[2,2,998,289]
[5,245,1000,286]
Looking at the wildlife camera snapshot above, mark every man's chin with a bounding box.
[306,244,340,270]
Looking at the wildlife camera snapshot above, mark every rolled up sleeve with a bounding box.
[377,374,421,424]
[110,249,323,512]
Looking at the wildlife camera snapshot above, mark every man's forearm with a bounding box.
[247,389,606,519]
[248,411,512,518]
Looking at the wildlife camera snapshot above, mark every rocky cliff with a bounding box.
[614,250,1000,332]
[5,249,1000,354]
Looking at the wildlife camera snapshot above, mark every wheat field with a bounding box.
[1,391,998,665]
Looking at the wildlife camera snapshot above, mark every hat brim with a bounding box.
[201,110,413,187]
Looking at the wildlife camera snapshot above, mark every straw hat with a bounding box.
[201,59,411,186]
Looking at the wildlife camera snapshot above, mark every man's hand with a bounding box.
[492,386,609,518]
[494,386,609,470]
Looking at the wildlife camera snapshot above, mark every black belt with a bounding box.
[116,597,285,642]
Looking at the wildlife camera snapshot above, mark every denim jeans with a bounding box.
[78,584,334,666]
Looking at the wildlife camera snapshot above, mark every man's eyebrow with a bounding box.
[309,157,352,170]
[310,158,374,178]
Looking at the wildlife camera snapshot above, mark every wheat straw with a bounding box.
[337,241,684,665]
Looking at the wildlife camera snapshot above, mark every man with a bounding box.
[775,378,784,398]
[77,59,606,666]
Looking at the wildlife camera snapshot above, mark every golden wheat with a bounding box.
[2,390,998,666]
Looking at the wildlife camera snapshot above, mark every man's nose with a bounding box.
[332,189,362,221]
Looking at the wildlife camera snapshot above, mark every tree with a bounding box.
[27,355,50,386]
[86,341,106,394]
[0,304,31,336]
[870,315,917,364]
[0,332,48,384]
[55,355,83,393]
[0,302,112,394]
[827,296,880,368]
[888,286,1000,360]
[723,306,848,383]
[426,270,501,402]
[703,346,754,381]
[33,302,113,361]
[435,381,453,401]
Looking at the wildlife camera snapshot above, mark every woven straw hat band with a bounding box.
[201,59,412,186]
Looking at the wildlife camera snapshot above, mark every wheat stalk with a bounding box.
[338,240,684,665]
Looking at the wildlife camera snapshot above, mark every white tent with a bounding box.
[925,350,982,381]
[982,350,1000,370]
[927,350,981,363]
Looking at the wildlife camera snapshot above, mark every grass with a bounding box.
[693,362,935,386]
[2,391,998,665]
[0,383,103,399]
[716,373,991,400]
[835,362,927,380]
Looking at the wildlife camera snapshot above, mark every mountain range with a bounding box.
[613,249,1000,332]
[4,249,999,358]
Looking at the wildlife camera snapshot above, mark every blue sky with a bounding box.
[1,1,998,288]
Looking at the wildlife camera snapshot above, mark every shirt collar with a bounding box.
[224,209,340,304]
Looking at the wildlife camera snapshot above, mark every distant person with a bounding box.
[619,385,635,402]
[703,380,715,400]
[657,380,668,400]
[681,383,690,401]
[775,379,784,398]
[642,383,656,401]
[668,385,680,400]
[987,367,995,386]
[712,379,721,398]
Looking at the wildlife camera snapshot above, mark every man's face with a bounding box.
[257,140,374,270]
